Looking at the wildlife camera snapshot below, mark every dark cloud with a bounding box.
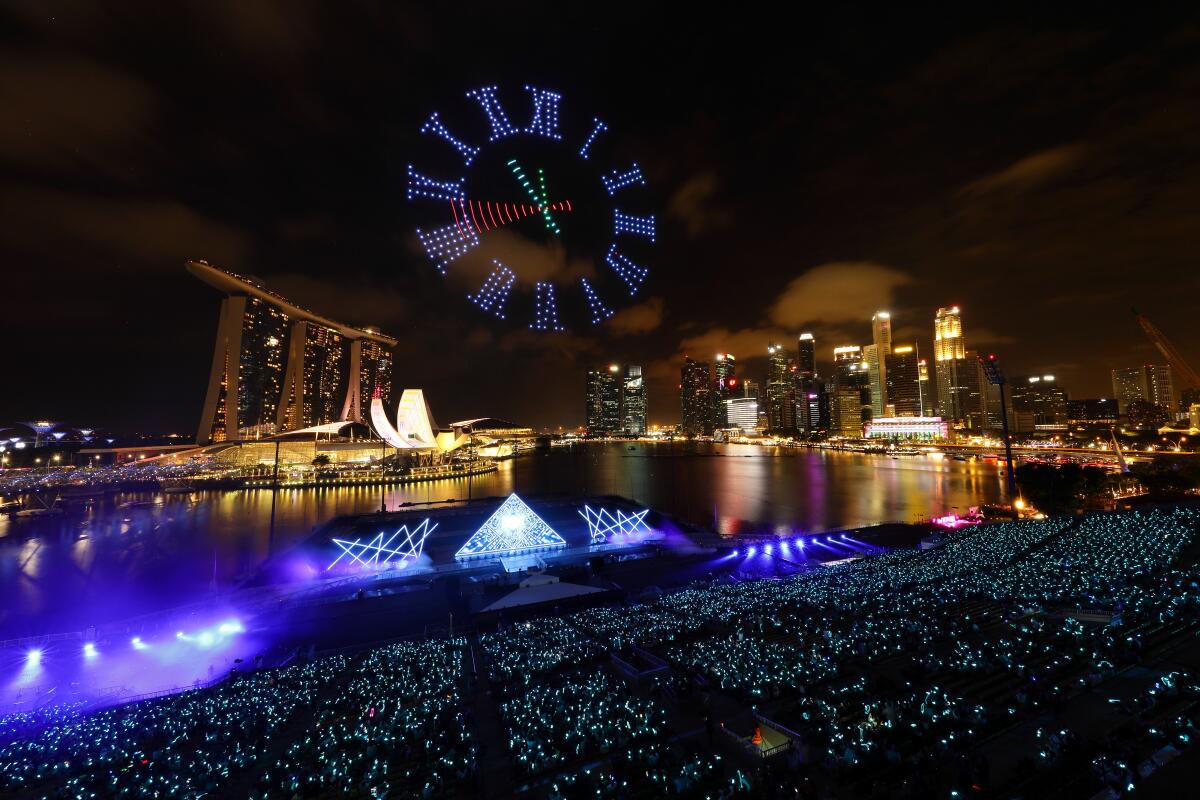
[961,144,1087,194]
[0,184,250,269]
[768,263,913,329]
[667,172,732,238]
[608,297,664,335]
[0,52,159,178]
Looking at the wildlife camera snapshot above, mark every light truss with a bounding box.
[456,493,566,558]
[578,505,650,544]
[328,519,437,570]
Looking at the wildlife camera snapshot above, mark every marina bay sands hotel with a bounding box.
[189,261,397,444]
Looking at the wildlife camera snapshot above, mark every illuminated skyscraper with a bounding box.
[867,311,892,417]
[933,307,967,423]
[917,358,934,416]
[1010,375,1069,430]
[586,365,623,435]
[960,351,1000,431]
[885,344,922,417]
[714,353,737,395]
[792,332,822,435]
[680,357,714,435]
[831,346,869,436]
[190,261,396,443]
[766,343,795,432]
[1112,365,1178,418]
[713,353,736,426]
[1146,365,1177,416]
[622,365,647,435]
[1111,367,1146,414]
[797,333,816,378]
[725,397,759,433]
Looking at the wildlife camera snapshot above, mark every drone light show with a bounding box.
[578,505,651,544]
[455,493,566,559]
[408,83,655,331]
[328,519,437,570]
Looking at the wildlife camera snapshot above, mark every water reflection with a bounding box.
[0,442,1004,637]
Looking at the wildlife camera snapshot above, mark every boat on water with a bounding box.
[161,483,196,494]
[14,506,65,518]
[118,499,164,510]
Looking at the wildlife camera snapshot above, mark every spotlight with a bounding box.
[731,549,739,557]
[797,539,806,548]
[26,648,42,664]
[82,642,98,658]
[197,631,215,647]
[217,620,244,635]
[131,636,147,650]
[176,631,185,639]
[747,546,757,556]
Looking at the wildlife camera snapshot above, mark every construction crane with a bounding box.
[1132,308,1200,391]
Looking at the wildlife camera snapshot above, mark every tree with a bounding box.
[1014,463,1088,515]
[1131,459,1200,497]
[312,453,331,468]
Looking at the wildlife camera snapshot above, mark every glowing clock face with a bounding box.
[407,85,653,332]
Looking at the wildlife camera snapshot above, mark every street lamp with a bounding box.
[980,353,1019,521]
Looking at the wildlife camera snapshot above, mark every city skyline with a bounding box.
[3,7,1200,432]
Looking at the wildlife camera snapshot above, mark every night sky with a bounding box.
[4,4,1199,434]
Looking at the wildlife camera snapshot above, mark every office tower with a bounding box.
[885,344,922,417]
[602,367,623,433]
[1145,365,1177,416]
[766,343,795,432]
[279,321,347,431]
[960,350,989,430]
[584,366,622,435]
[585,369,606,434]
[867,311,892,417]
[712,353,736,430]
[680,357,714,435]
[623,365,647,435]
[585,367,624,434]
[1067,398,1119,424]
[741,379,760,401]
[1111,367,1148,414]
[933,306,965,421]
[1111,365,1177,417]
[725,396,759,433]
[714,353,737,395]
[1010,375,1069,430]
[831,346,869,436]
[190,261,396,443]
[797,332,816,378]
[795,379,828,436]
[917,358,934,416]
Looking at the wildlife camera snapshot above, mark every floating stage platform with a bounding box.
[286,493,681,579]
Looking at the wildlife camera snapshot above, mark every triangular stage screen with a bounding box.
[455,493,567,558]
